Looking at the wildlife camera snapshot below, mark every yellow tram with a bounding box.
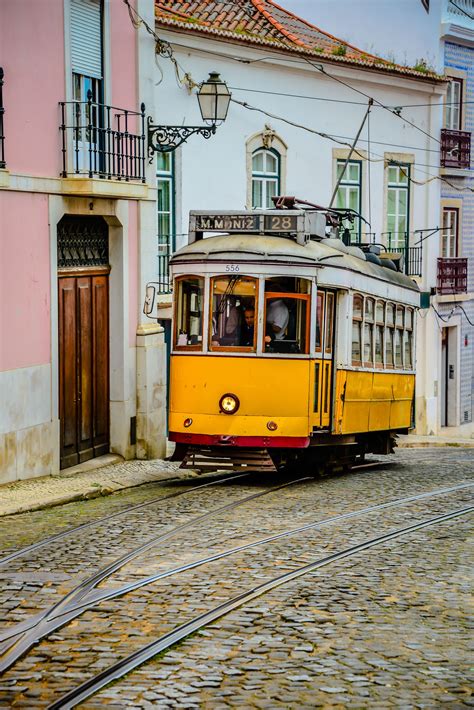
[165,202,419,473]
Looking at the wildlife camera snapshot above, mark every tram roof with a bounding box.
[170,234,420,293]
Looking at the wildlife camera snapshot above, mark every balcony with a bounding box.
[440,129,471,170]
[0,67,5,169]
[157,245,172,294]
[437,257,468,295]
[59,93,146,183]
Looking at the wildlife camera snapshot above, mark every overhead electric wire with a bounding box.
[304,58,442,145]
[127,0,471,194]
[229,84,470,111]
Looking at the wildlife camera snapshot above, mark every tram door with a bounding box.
[313,290,335,429]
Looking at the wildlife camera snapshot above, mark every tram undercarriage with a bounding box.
[171,430,406,475]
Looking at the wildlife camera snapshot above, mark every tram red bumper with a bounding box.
[169,432,310,448]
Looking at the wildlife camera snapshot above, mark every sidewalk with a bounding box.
[0,455,195,518]
[0,435,472,518]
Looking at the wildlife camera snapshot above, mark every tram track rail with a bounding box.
[0,479,471,675]
[48,504,473,710]
[0,471,253,567]
[0,476,311,670]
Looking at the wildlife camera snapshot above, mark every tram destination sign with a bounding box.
[193,213,299,233]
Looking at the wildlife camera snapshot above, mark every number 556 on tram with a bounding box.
[152,204,420,473]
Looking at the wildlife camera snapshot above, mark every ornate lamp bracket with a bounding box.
[147,118,216,158]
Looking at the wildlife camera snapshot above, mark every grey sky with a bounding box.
[278,0,440,67]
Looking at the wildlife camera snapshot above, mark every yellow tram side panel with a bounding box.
[334,370,415,434]
[169,355,311,438]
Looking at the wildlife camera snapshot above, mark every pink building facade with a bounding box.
[0,0,165,483]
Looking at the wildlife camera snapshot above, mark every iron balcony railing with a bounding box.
[0,68,5,169]
[157,244,172,294]
[351,232,422,278]
[60,91,146,182]
[437,257,468,295]
[440,129,471,170]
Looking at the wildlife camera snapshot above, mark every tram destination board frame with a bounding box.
[189,210,326,245]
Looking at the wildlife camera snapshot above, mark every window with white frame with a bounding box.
[386,163,410,250]
[335,160,362,242]
[252,148,280,209]
[441,207,458,258]
[445,78,463,131]
[157,152,175,282]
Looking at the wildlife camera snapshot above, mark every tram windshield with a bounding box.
[210,275,257,351]
[174,276,204,349]
[264,277,310,354]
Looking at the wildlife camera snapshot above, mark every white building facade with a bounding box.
[152,0,448,437]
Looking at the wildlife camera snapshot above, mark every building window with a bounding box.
[441,207,459,258]
[445,78,463,131]
[335,160,362,241]
[386,163,410,250]
[157,152,175,285]
[252,148,280,209]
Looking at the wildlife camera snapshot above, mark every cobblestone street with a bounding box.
[0,448,472,708]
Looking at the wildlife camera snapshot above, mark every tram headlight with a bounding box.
[219,393,240,415]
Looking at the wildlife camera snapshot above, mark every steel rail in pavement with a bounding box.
[0,471,252,567]
[1,480,471,668]
[0,477,311,670]
[48,506,473,710]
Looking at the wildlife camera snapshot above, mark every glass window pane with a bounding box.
[211,276,257,350]
[353,295,363,319]
[386,328,394,366]
[396,306,404,328]
[158,180,170,212]
[386,304,395,326]
[404,331,412,368]
[252,152,264,172]
[364,323,373,364]
[352,321,362,361]
[365,298,374,321]
[252,179,263,209]
[316,292,324,351]
[266,179,278,208]
[376,301,384,323]
[406,308,413,330]
[348,163,360,182]
[388,166,398,184]
[157,153,170,172]
[325,293,334,354]
[158,214,170,241]
[265,153,277,173]
[375,325,384,364]
[395,330,403,367]
[175,277,204,349]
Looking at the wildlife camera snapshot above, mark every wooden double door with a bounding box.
[58,270,110,469]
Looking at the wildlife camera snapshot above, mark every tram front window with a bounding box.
[210,276,257,350]
[264,277,310,354]
[174,276,204,349]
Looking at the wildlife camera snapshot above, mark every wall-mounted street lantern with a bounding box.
[148,72,231,157]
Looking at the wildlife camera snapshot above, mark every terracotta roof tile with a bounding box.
[155,0,442,80]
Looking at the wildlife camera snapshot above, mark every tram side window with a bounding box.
[210,276,257,350]
[352,294,363,364]
[264,277,310,354]
[315,291,325,352]
[325,293,335,354]
[363,298,374,366]
[404,308,414,369]
[375,300,385,366]
[174,276,204,349]
[386,303,395,367]
[395,305,404,367]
